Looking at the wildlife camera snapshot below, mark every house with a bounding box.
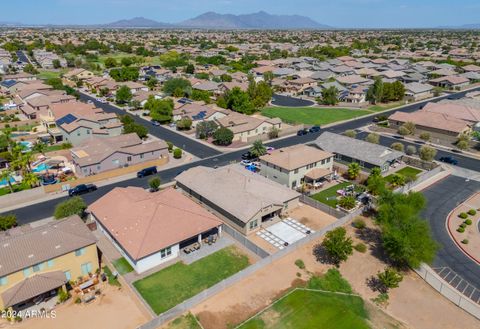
[429,76,469,90]
[62,68,94,86]
[343,85,367,103]
[3,73,36,82]
[173,103,228,127]
[89,187,223,273]
[71,133,168,177]
[215,112,282,142]
[404,82,434,101]
[176,165,300,235]
[336,75,370,87]
[315,132,404,172]
[192,81,220,93]
[32,50,67,69]
[259,145,334,189]
[0,215,98,311]
[48,102,122,144]
[286,78,316,94]
[117,81,148,94]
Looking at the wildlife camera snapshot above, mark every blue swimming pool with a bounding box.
[32,163,51,172]
[0,177,15,186]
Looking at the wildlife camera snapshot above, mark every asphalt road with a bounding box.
[4,86,480,222]
[271,93,315,107]
[421,175,480,299]
[79,93,221,159]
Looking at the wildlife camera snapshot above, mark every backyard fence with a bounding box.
[393,165,444,194]
[415,264,480,320]
[223,225,270,259]
[137,206,364,329]
[299,194,347,219]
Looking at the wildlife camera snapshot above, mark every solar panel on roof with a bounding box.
[55,113,77,126]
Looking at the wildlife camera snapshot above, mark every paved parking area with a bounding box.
[422,175,480,304]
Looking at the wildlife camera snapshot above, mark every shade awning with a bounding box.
[1,271,66,308]
[305,168,332,180]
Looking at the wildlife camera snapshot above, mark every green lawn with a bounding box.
[310,182,356,208]
[112,257,134,275]
[262,107,372,125]
[102,266,121,287]
[0,183,30,196]
[133,246,250,314]
[37,69,66,80]
[385,166,422,183]
[237,290,369,329]
[165,313,202,329]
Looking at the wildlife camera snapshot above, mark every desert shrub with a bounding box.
[467,209,476,216]
[457,227,465,233]
[352,218,366,230]
[354,243,367,253]
[461,239,469,244]
[465,219,472,225]
[458,212,468,219]
[295,259,305,269]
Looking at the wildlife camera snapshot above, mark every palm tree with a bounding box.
[389,174,406,188]
[347,162,361,180]
[33,142,47,155]
[22,172,39,188]
[0,168,14,194]
[250,140,267,158]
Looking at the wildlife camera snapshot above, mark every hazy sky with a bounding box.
[3,0,480,28]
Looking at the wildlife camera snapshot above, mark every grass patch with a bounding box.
[0,183,31,196]
[37,69,66,80]
[307,268,353,293]
[166,313,202,329]
[385,166,422,184]
[237,289,369,329]
[310,182,356,208]
[112,257,134,275]
[262,107,372,125]
[103,266,121,287]
[133,246,250,314]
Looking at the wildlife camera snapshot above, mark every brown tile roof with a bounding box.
[389,110,470,134]
[1,271,67,308]
[0,215,96,277]
[260,145,333,171]
[88,187,222,260]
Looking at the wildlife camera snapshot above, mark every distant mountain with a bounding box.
[437,23,480,29]
[179,11,331,29]
[102,17,172,28]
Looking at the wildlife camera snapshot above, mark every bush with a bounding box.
[352,218,366,230]
[57,288,70,303]
[467,209,476,216]
[148,176,161,192]
[74,297,82,304]
[54,196,87,219]
[173,148,182,159]
[461,239,469,244]
[458,212,468,219]
[0,214,17,231]
[460,223,466,229]
[354,243,367,253]
[166,141,173,152]
[465,219,472,225]
[295,259,305,269]
[457,227,465,233]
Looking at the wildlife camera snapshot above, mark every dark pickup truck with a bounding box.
[68,184,97,197]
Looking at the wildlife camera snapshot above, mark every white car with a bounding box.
[240,160,252,166]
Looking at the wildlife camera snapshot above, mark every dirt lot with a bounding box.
[4,283,149,329]
[191,217,479,329]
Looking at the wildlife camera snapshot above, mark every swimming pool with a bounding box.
[0,176,15,187]
[32,163,51,172]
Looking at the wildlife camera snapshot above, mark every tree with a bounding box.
[148,176,161,192]
[225,87,255,114]
[52,59,61,69]
[146,77,158,90]
[366,77,384,104]
[121,57,133,67]
[123,122,148,139]
[145,97,173,123]
[338,196,356,210]
[320,227,353,266]
[54,196,87,219]
[406,145,417,155]
[0,168,14,194]
[365,133,380,144]
[22,172,39,188]
[367,170,386,196]
[173,148,182,159]
[419,145,437,162]
[176,117,192,130]
[321,86,339,105]
[115,85,132,104]
[0,214,16,231]
[191,89,212,103]
[185,63,195,74]
[389,174,406,187]
[397,126,410,136]
[263,71,274,84]
[347,162,361,180]
[109,67,139,82]
[196,121,218,139]
[213,127,234,146]
[343,129,356,138]
[250,140,267,158]
[377,267,403,292]
[104,57,118,68]
[390,142,404,152]
[419,132,431,142]
[163,78,191,96]
[402,122,416,135]
[457,140,469,150]
[268,127,279,139]
[23,63,38,74]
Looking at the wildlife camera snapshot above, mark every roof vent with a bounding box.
[28,254,34,258]
[55,245,61,249]
[3,243,9,248]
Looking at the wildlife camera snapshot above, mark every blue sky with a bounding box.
[3,0,480,28]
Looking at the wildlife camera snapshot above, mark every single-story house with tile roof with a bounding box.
[89,187,223,273]
[215,112,282,143]
[404,82,434,101]
[429,76,469,89]
[71,133,168,177]
[259,145,334,189]
[176,165,300,235]
[0,215,98,310]
[314,132,404,172]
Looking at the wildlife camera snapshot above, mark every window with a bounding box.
[0,276,7,286]
[75,248,86,256]
[77,131,81,136]
[47,259,54,268]
[160,247,172,258]
[140,153,144,159]
[127,156,132,162]
[81,262,93,275]
[86,130,90,134]
[83,168,88,174]
[64,271,71,281]
[32,263,41,272]
[294,169,299,174]
[23,268,31,277]
[96,165,101,171]
[249,220,258,230]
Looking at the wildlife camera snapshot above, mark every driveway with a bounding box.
[421,175,480,303]
[271,94,315,107]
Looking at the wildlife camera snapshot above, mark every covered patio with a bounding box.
[304,168,333,188]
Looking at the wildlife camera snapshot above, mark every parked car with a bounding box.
[240,160,252,166]
[297,129,309,136]
[68,184,97,196]
[151,120,160,126]
[309,126,321,133]
[439,156,458,165]
[137,166,158,178]
[241,152,257,160]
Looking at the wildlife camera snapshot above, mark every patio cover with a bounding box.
[305,168,332,180]
[1,271,66,308]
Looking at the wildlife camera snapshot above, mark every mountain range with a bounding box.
[94,11,330,30]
